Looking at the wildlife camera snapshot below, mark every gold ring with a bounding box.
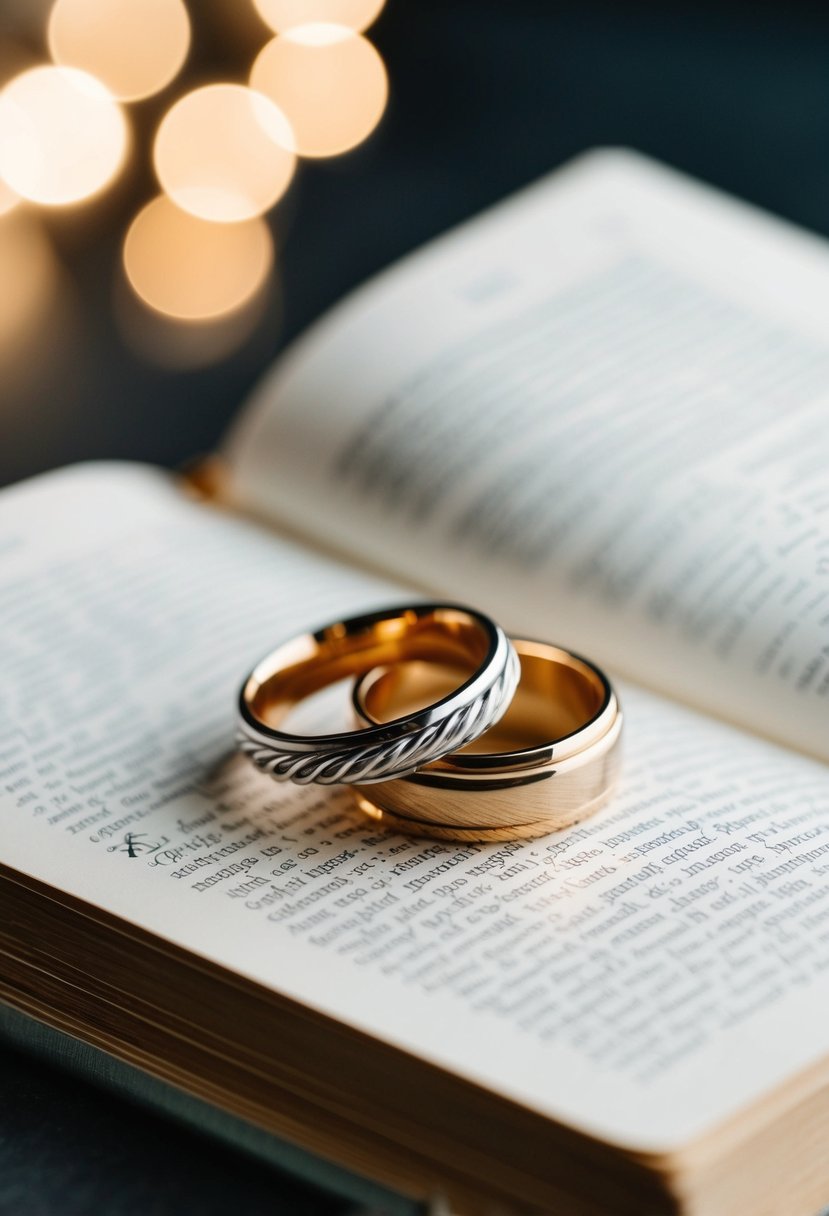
[237,603,519,786]
[350,639,623,840]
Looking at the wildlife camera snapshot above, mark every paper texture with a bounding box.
[3,464,829,1154]
[226,149,829,763]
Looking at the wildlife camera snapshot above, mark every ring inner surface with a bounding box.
[248,608,491,729]
[359,647,605,756]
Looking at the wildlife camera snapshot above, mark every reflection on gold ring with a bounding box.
[351,640,624,842]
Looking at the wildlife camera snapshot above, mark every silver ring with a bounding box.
[237,603,520,786]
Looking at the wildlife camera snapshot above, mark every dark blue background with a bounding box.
[5,0,829,489]
[4,2,829,1212]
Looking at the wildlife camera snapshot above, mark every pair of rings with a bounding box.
[237,604,622,842]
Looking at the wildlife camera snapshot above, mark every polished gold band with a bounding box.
[351,639,622,841]
[237,603,519,786]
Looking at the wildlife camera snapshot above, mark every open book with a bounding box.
[2,149,829,1216]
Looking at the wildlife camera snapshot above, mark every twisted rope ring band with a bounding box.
[237,603,520,786]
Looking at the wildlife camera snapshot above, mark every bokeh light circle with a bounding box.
[252,0,384,34]
[0,177,18,216]
[48,0,190,102]
[250,25,387,158]
[123,194,274,320]
[153,83,295,223]
[0,65,127,206]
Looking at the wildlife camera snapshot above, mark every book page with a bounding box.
[224,149,829,763]
[3,464,829,1154]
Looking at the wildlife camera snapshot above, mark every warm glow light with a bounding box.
[250,25,387,158]
[0,177,18,216]
[0,210,55,350]
[48,0,190,102]
[153,84,295,223]
[123,194,273,320]
[118,281,273,369]
[252,0,384,34]
[0,66,127,206]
